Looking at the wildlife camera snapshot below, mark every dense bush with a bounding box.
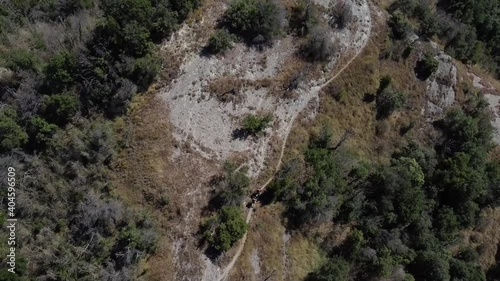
[389,11,412,39]
[241,113,272,135]
[290,0,320,36]
[223,0,286,45]
[305,256,350,281]
[206,29,235,54]
[301,26,337,62]
[329,0,354,29]
[0,107,28,152]
[269,90,498,280]
[0,0,199,279]
[203,206,248,251]
[376,80,407,119]
[390,0,500,77]
[218,162,250,207]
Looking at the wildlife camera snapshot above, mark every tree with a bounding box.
[0,107,28,152]
[290,0,319,36]
[170,0,201,20]
[301,25,337,62]
[329,0,353,29]
[434,152,487,226]
[389,11,412,39]
[206,29,235,54]
[121,21,152,57]
[218,162,250,207]
[28,116,58,148]
[132,54,161,90]
[433,206,460,241]
[223,0,286,45]
[305,256,350,281]
[409,251,450,281]
[42,93,79,126]
[376,84,407,119]
[369,157,428,227]
[44,50,77,92]
[242,114,272,135]
[283,137,351,226]
[203,207,248,251]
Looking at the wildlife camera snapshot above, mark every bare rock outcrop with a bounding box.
[425,52,457,117]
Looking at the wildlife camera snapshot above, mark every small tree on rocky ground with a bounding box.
[223,0,286,45]
[301,25,337,62]
[241,113,272,135]
[206,29,235,54]
[202,206,248,252]
[329,0,354,29]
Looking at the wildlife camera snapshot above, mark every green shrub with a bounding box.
[301,25,337,62]
[290,0,319,36]
[305,256,350,281]
[206,29,235,54]
[223,0,286,44]
[376,83,407,119]
[2,49,40,72]
[388,11,412,39]
[42,93,79,126]
[0,107,28,152]
[203,207,248,251]
[29,116,58,148]
[219,162,250,207]
[44,50,77,91]
[242,114,272,135]
[132,54,161,89]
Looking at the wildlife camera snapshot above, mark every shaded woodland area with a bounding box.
[0,0,199,280]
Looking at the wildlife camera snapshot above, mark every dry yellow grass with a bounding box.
[458,208,500,270]
[111,93,222,280]
[287,234,324,280]
[230,204,287,280]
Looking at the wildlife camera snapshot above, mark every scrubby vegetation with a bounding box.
[268,93,499,280]
[290,0,320,36]
[301,26,337,62]
[202,206,248,252]
[0,0,199,279]
[206,29,236,54]
[376,76,407,119]
[201,162,250,252]
[389,0,500,78]
[242,113,272,136]
[222,0,286,45]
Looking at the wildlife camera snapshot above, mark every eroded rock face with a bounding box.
[484,94,500,144]
[426,53,457,117]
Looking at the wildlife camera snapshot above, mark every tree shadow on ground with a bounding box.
[231,128,251,140]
